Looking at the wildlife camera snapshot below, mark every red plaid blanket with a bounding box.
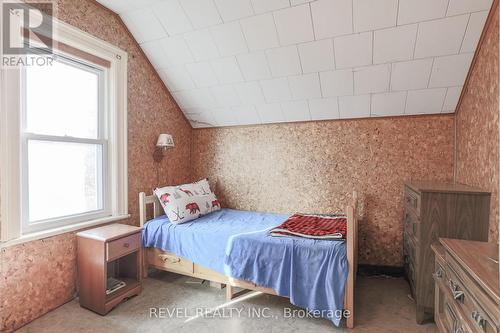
[270,214,347,240]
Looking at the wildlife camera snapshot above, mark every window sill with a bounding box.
[0,214,131,249]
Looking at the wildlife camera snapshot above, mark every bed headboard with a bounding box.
[139,192,162,227]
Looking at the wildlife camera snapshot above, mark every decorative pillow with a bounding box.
[154,179,221,224]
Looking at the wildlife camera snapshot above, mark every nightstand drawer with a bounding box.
[107,233,140,261]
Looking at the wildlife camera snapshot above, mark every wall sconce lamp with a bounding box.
[153,134,174,163]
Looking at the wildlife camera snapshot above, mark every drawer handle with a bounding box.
[471,311,487,332]
[448,280,465,303]
[159,254,181,264]
[123,243,130,248]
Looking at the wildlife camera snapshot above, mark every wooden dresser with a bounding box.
[403,181,490,323]
[432,239,499,333]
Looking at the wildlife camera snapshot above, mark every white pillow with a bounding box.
[154,179,221,224]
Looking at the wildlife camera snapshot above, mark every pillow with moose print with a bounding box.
[154,179,221,224]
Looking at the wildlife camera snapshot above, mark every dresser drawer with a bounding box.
[404,235,417,294]
[106,233,140,261]
[446,264,498,333]
[404,187,420,216]
[447,261,499,333]
[404,209,420,241]
[435,273,475,333]
[404,232,417,264]
[148,249,194,275]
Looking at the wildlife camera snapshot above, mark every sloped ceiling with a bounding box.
[97,0,493,127]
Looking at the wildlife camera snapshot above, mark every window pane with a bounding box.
[28,140,103,222]
[25,58,100,139]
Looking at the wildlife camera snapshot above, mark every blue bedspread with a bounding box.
[142,208,348,326]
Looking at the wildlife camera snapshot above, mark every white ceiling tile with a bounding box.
[311,0,353,39]
[429,53,474,88]
[240,13,280,51]
[160,36,194,66]
[338,95,371,118]
[232,105,261,124]
[291,0,314,4]
[397,0,448,25]
[461,11,489,53]
[106,0,485,126]
[261,77,292,103]
[266,46,302,77]
[236,51,272,81]
[391,58,433,91]
[353,0,398,32]
[447,0,493,16]
[281,100,311,122]
[214,0,254,22]
[173,88,218,108]
[141,41,170,69]
[288,73,322,100]
[121,8,167,44]
[180,0,222,29]
[274,4,314,46]
[211,85,241,107]
[210,21,248,56]
[354,64,390,94]
[184,29,220,61]
[234,81,266,104]
[371,91,407,116]
[442,86,463,112]
[414,15,469,58]
[158,67,195,92]
[185,62,219,87]
[298,39,335,73]
[308,97,339,120]
[172,91,193,108]
[211,107,239,126]
[256,103,285,123]
[184,108,218,126]
[320,69,354,97]
[373,24,417,64]
[151,0,193,35]
[334,32,373,69]
[405,88,447,114]
[210,57,244,84]
[99,0,138,14]
[251,0,290,14]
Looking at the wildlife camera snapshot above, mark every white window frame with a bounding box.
[21,54,110,233]
[0,13,128,246]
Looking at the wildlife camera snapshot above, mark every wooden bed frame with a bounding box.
[139,192,359,328]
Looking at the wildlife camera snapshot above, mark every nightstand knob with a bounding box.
[123,243,130,248]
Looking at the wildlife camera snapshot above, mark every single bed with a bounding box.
[139,192,359,328]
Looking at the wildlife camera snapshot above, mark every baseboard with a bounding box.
[358,264,405,277]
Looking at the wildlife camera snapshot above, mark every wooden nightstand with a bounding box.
[77,223,143,315]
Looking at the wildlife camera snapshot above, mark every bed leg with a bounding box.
[226,284,233,301]
[142,248,148,279]
[346,315,354,329]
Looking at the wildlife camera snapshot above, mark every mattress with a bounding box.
[142,208,348,326]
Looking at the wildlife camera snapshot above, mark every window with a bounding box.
[1,14,128,243]
[21,55,109,233]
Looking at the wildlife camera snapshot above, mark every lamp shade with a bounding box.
[156,134,174,148]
